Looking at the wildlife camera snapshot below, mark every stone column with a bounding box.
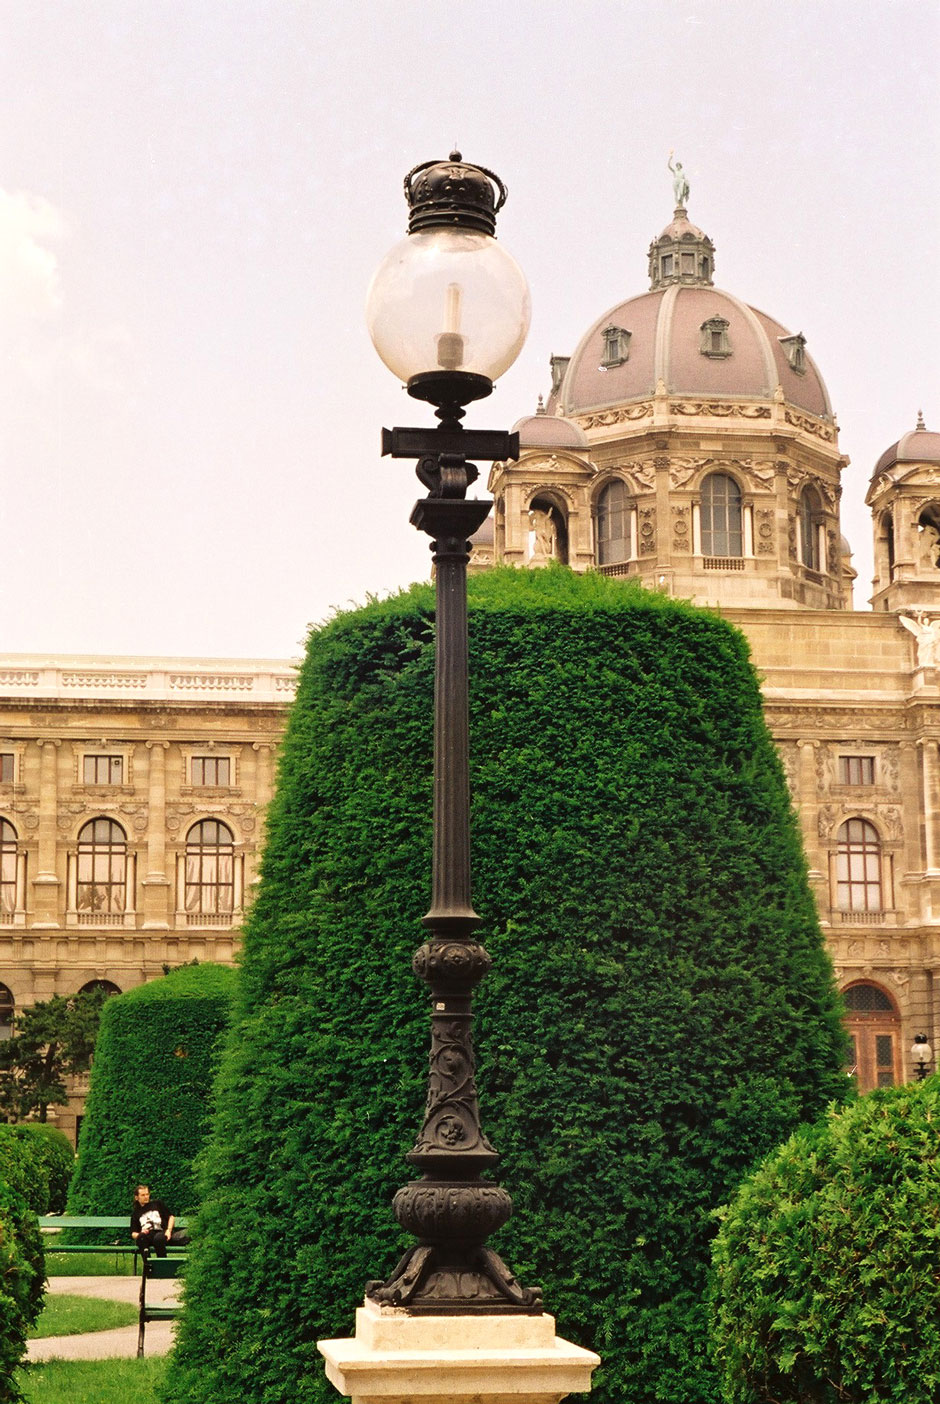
[142,740,171,929]
[797,739,827,918]
[919,739,940,876]
[899,740,923,923]
[32,739,61,928]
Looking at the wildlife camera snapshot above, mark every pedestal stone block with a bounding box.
[319,1297,600,1404]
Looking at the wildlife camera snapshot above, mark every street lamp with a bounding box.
[363,154,541,1314]
[911,1033,933,1081]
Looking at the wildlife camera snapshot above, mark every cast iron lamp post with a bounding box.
[911,1033,933,1081]
[363,153,541,1315]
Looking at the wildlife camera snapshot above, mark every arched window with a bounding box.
[78,979,122,999]
[798,487,822,571]
[701,474,743,557]
[842,982,900,1091]
[836,818,883,912]
[0,819,17,916]
[597,480,631,566]
[185,820,235,916]
[77,819,127,915]
[0,983,13,1041]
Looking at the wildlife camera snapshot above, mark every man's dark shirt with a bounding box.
[131,1199,170,1237]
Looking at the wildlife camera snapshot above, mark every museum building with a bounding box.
[0,193,938,1135]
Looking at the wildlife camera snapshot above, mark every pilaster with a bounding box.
[142,740,171,929]
[32,738,61,927]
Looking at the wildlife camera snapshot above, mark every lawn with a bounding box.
[28,1294,139,1339]
[18,1358,166,1404]
[44,1250,136,1277]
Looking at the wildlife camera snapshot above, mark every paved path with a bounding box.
[26,1275,181,1361]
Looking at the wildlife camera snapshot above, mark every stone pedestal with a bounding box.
[319,1298,599,1404]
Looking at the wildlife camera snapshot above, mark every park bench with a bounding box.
[137,1250,186,1357]
[38,1214,189,1272]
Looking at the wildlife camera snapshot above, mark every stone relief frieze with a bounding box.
[815,743,834,791]
[784,409,836,441]
[672,401,772,419]
[768,707,905,734]
[576,403,652,430]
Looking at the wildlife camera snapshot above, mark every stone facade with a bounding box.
[0,656,294,1138]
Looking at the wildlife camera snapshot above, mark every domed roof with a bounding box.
[512,411,588,450]
[550,203,832,421]
[872,414,940,478]
[555,284,832,419]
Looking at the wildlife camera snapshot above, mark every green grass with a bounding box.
[44,1251,136,1277]
[18,1357,166,1404]
[28,1294,139,1339]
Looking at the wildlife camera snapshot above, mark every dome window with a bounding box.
[600,325,631,369]
[549,354,569,395]
[798,486,825,572]
[701,473,743,556]
[779,333,807,375]
[700,316,731,359]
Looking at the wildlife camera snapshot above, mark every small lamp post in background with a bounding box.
[319,154,598,1404]
[360,152,540,1314]
[911,1033,933,1081]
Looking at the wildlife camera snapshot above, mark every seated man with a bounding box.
[130,1184,175,1258]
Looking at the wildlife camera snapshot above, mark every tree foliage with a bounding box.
[68,963,235,1217]
[0,1124,74,1214]
[0,987,111,1123]
[162,567,848,1404]
[710,1077,940,1404]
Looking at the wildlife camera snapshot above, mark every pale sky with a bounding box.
[1,0,937,659]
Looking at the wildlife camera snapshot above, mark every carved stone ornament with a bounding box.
[766,705,906,735]
[784,408,835,441]
[815,744,835,791]
[888,968,911,988]
[639,508,656,555]
[788,521,797,560]
[576,403,652,430]
[756,508,775,554]
[883,746,900,792]
[672,401,771,419]
[623,461,656,492]
[669,459,700,490]
[672,505,690,553]
[778,742,799,797]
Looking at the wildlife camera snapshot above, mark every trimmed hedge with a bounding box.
[68,963,235,1217]
[710,1077,940,1403]
[0,1134,45,1402]
[163,567,848,1404]
[9,1125,74,1214]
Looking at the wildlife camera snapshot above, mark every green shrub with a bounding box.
[10,1127,74,1214]
[68,964,235,1219]
[163,567,848,1404]
[710,1076,940,1403]
[0,1133,45,1402]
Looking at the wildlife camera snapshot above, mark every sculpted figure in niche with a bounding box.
[668,151,689,206]
[918,521,940,570]
[529,508,557,561]
[899,611,940,669]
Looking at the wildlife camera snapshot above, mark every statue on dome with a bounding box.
[668,151,690,208]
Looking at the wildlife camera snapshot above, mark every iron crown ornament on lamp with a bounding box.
[363,154,541,1315]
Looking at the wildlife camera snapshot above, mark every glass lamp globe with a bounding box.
[366,227,531,386]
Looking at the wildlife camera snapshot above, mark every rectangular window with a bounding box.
[83,755,123,785]
[839,755,875,786]
[0,755,13,783]
[191,756,230,787]
[876,1034,895,1087]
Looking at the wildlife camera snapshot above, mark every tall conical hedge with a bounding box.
[163,567,848,1404]
[68,963,235,1217]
